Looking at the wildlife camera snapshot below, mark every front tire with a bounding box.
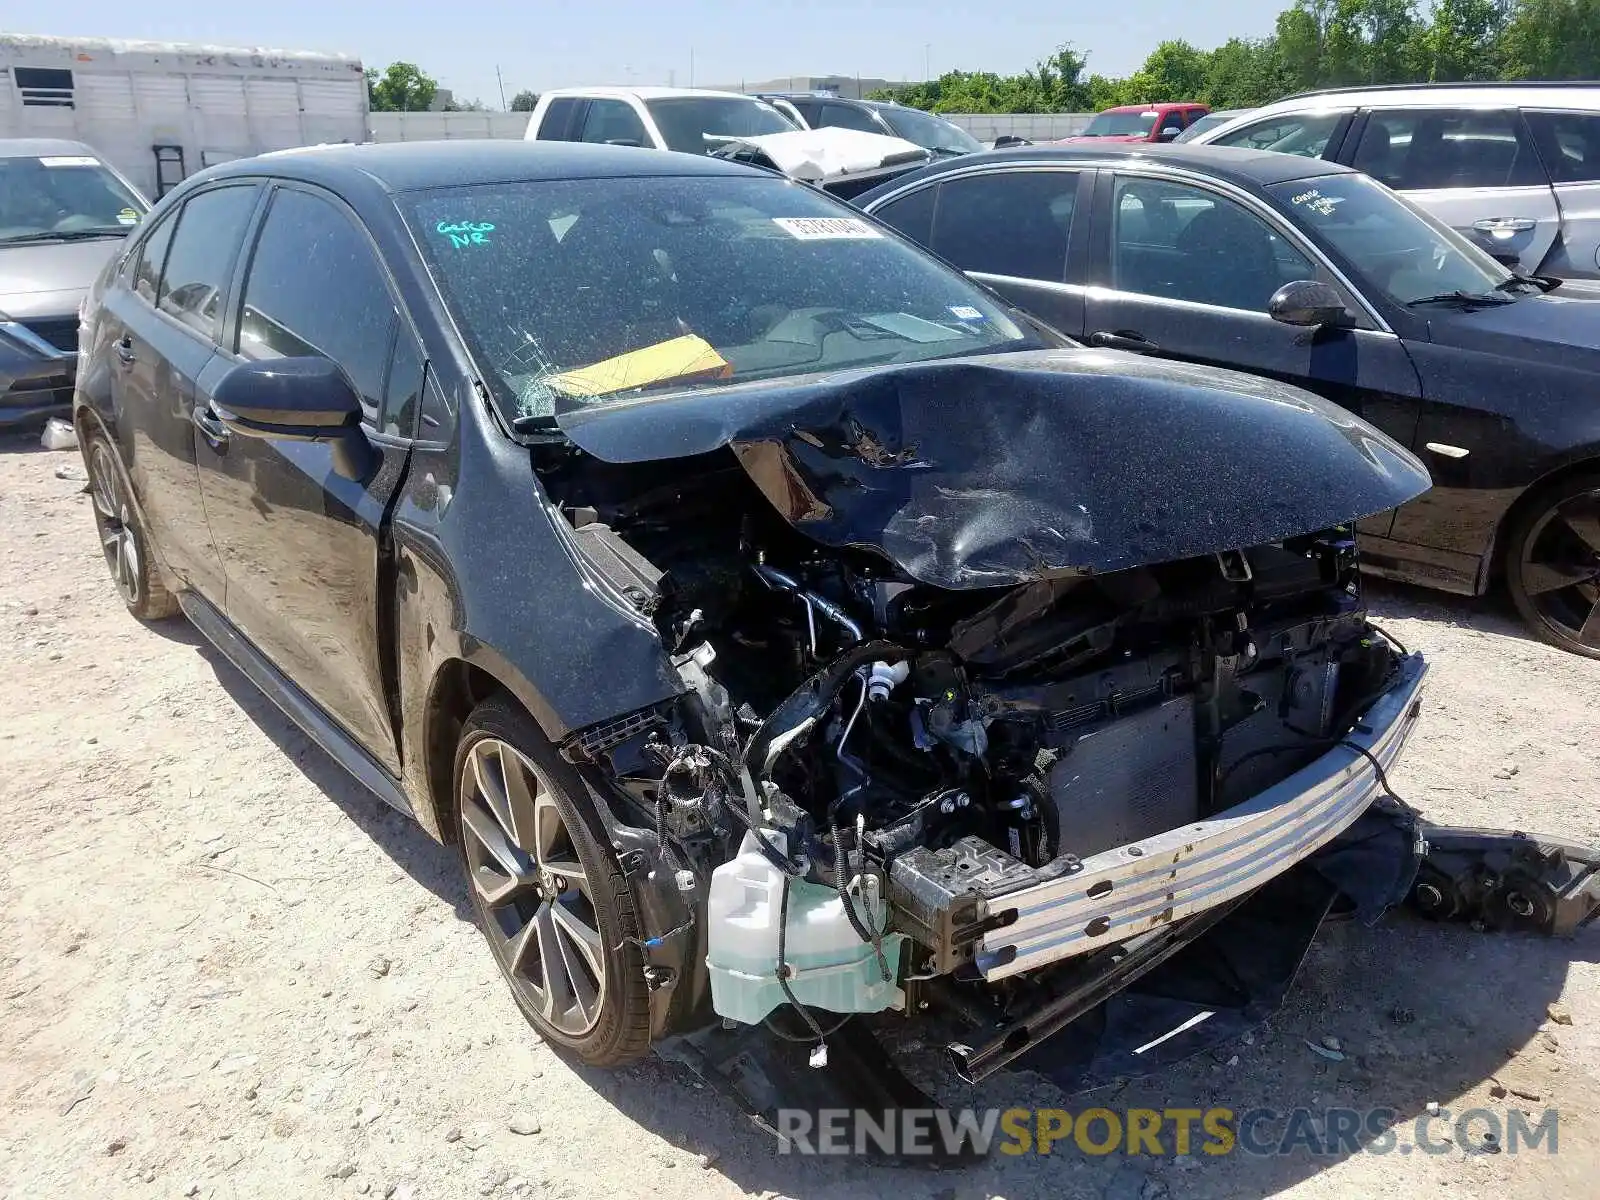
[452,693,653,1066]
[83,429,180,621]
[1505,472,1600,659]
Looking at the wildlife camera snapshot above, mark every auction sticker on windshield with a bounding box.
[772,217,884,240]
[38,156,100,168]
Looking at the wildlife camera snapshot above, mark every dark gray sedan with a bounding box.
[857,143,1600,657]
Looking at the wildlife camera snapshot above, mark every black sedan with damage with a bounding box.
[71,142,1600,1123]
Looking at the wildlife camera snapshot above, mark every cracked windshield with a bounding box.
[404,174,1034,420]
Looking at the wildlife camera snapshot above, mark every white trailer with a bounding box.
[0,34,368,198]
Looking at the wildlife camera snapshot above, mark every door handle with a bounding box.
[1088,330,1160,353]
[191,404,230,443]
[1472,216,1537,238]
[114,336,135,364]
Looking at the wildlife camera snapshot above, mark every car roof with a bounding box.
[1253,81,1600,113]
[862,142,1353,191]
[211,139,767,194]
[1101,102,1199,113]
[0,137,103,160]
[539,85,760,102]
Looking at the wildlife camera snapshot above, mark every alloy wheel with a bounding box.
[88,441,142,608]
[1517,486,1600,651]
[458,737,607,1037]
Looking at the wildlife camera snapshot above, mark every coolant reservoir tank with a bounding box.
[705,831,905,1025]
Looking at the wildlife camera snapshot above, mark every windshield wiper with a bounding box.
[1405,290,1515,308]
[1,227,130,245]
[1494,272,1559,294]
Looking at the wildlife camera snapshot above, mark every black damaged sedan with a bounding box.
[77,141,1450,1085]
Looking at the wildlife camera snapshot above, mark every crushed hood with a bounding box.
[711,127,931,181]
[554,349,1431,590]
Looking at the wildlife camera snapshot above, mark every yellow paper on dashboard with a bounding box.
[546,334,731,398]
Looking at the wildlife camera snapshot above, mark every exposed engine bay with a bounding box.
[538,441,1409,1047]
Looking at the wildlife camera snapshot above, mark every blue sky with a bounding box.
[8,2,1285,107]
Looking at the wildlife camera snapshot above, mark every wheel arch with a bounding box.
[1483,453,1600,588]
[72,402,183,597]
[419,657,510,844]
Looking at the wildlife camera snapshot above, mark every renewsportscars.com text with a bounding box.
[775,1106,1559,1157]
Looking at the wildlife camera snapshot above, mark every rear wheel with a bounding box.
[452,694,653,1065]
[83,430,180,621]
[1505,473,1600,659]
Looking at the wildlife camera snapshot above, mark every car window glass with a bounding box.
[873,184,937,247]
[581,100,649,146]
[818,103,883,135]
[930,171,1078,281]
[1112,176,1314,312]
[383,332,425,437]
[132,208,177,305]
[1268,173,1509,305]
[237,188,398,425]
[1210,112,1346,157]
[156,185,259,340]
[1353,109,1544,191]
[537,98,583,141]
[1526,111,1600,184]
[0,156,145,240]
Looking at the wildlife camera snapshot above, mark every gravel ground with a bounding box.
[3,434,1599,1200]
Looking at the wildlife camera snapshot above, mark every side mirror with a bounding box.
[212,356,377,480]
[1156,125,1183,142]
[1268,280,1349,327]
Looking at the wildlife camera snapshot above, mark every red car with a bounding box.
[1059,102,1209,144]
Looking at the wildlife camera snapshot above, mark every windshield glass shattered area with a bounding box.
[1268,173,1512,305]
[404,175,1036,421]
[644,97,798,153]
[1080,110,1159,137]
[0,155,146,242]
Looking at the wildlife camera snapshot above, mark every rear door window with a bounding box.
[1351,109,1546,191]
[1525,111,1600,183]
[929,171,1079,281]
[132,209,178,305]
[237,187,399,427]
[157,185,260,340]
[536,98,584,141]
[871,184,938,247]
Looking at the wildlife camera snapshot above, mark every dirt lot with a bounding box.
[3,433,1599,1200]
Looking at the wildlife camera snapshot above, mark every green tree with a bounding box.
[1122,40,1213,103]
[510,90,539,112]
[365,62,439,113]
[1500,0,1600,77]
[1407,0,1509,79]
[1203,37,1291,107]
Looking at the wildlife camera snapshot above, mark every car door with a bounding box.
[1082,169,1425,537]
[1523,110,1600,279]
[192,182,423,773]
[867,166,1091,337]
[1341,107,1560,273]
[95,183,262,601]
